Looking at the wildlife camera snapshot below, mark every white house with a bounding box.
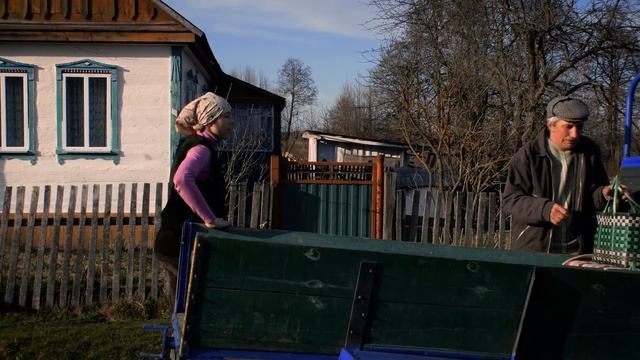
[0,0,284,208]
[302,130,410,167]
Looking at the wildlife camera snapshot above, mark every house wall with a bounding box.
[0,43,172,209]
[181,48,212,106]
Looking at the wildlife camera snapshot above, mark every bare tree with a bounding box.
[278,57,318,153]
[366,0,640,195]
[229,65,272,91]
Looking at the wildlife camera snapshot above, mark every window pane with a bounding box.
[5,77,24,147]
[88,77,107,147]
[65,77,84,147]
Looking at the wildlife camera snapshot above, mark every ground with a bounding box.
[0,299,171,360]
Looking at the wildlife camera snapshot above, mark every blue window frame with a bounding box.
[56,59,120,164]
[0,57,36,164]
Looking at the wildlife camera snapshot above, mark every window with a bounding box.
[219,103,274,152]
[56,60,119,164]
[0,57,35,161]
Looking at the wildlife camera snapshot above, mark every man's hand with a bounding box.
[204,218,230,229]
[550,203,569,225]
[602,184,629,202]
[602,185,614,201]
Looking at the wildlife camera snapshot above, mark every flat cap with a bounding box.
[546,96,590,122]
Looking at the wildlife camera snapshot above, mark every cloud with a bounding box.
[177,0,377,39]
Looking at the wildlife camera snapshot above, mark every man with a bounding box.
[504,96,613,254]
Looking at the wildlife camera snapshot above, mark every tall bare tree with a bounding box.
[366,0,640,195]
[278,57,318,153]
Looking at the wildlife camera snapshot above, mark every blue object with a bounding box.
[140,325,172,360]
[338,346,512,360]
[623,74,640,158]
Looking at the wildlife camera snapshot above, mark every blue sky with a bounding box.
[163,0,382,109]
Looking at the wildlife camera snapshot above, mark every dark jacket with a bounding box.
[503,129,609,253]
[154,135,226,262]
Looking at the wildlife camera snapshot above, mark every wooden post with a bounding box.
[46,186,64,308]
[32,186,50,310]
[270,155,281,229]
[453,192,463,246]
[250,182,261,229]
[382,171,396,241]
[420,189,431,243]
[112,183,126,301]
[60,185,77,308]
[395,189,404,241]
[464,192,475,247]
[488,192,497,249]
[126,183,137,298]
[86,184,100,306]
[0,187,11,293]
[431,189,441,244]
[150,183,163,300]
[476,193,487,248]
[100,184,112,303]
[228,182,237,227]
[442,192,452,245]
[408,189,420,242]
[5,186,25,304]
[71,185,88,308]
[498,192,506,250]
[19,187,39,307]
[138,183,150,300]
[372,155,384,239]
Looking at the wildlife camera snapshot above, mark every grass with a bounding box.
[0,297,173,360]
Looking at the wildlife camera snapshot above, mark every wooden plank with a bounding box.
[238,182,247,228]
[420,189,431,243]
[498,192,506,250]
[59,185,78,308]
[453,192,463,246]
[250,182,261,229]
[228,182,237,226]
[395,189,403,241]
[488,192,497,249]
[46,186,64,308]
[150,183,162,300]
[464,192,475,247]
[0,187,12,293]
[71,185,88,308]
[32,185,50,310]
[431,189,441,244]
[19,187,39,307]
[476,193,487,248]
[382,172,395,240]
[5,186,25,304]
[442,191,452,245]
[126,183,138,298]
[138,183,150,300]
[100,184,112,303]
[259,183,270,229]
[86,184,100,306]
[408,189,420,242]
[112,183,126,301]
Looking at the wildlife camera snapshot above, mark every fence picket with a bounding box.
[5,186,26,304]
[32,185,50,310]
[19,187,39,307]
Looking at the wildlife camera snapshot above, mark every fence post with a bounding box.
[270,155,281,229]
[382,171,396,240]
[371,154,384,239]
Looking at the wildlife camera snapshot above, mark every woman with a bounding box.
[155,92,233,297]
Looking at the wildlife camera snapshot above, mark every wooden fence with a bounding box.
[0,181,272,311]
[381,172,513,249]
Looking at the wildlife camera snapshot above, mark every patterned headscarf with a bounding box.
[175,92,232,135]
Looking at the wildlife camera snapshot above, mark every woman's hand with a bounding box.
[204,218,230,229]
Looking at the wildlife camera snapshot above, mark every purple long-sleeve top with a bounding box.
[173,129,220,224]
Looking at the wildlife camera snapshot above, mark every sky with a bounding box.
[162,0,382,110]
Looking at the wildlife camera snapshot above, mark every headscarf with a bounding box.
[175,92,232,135]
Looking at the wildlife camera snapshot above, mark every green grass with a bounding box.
[0,299,172,360]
